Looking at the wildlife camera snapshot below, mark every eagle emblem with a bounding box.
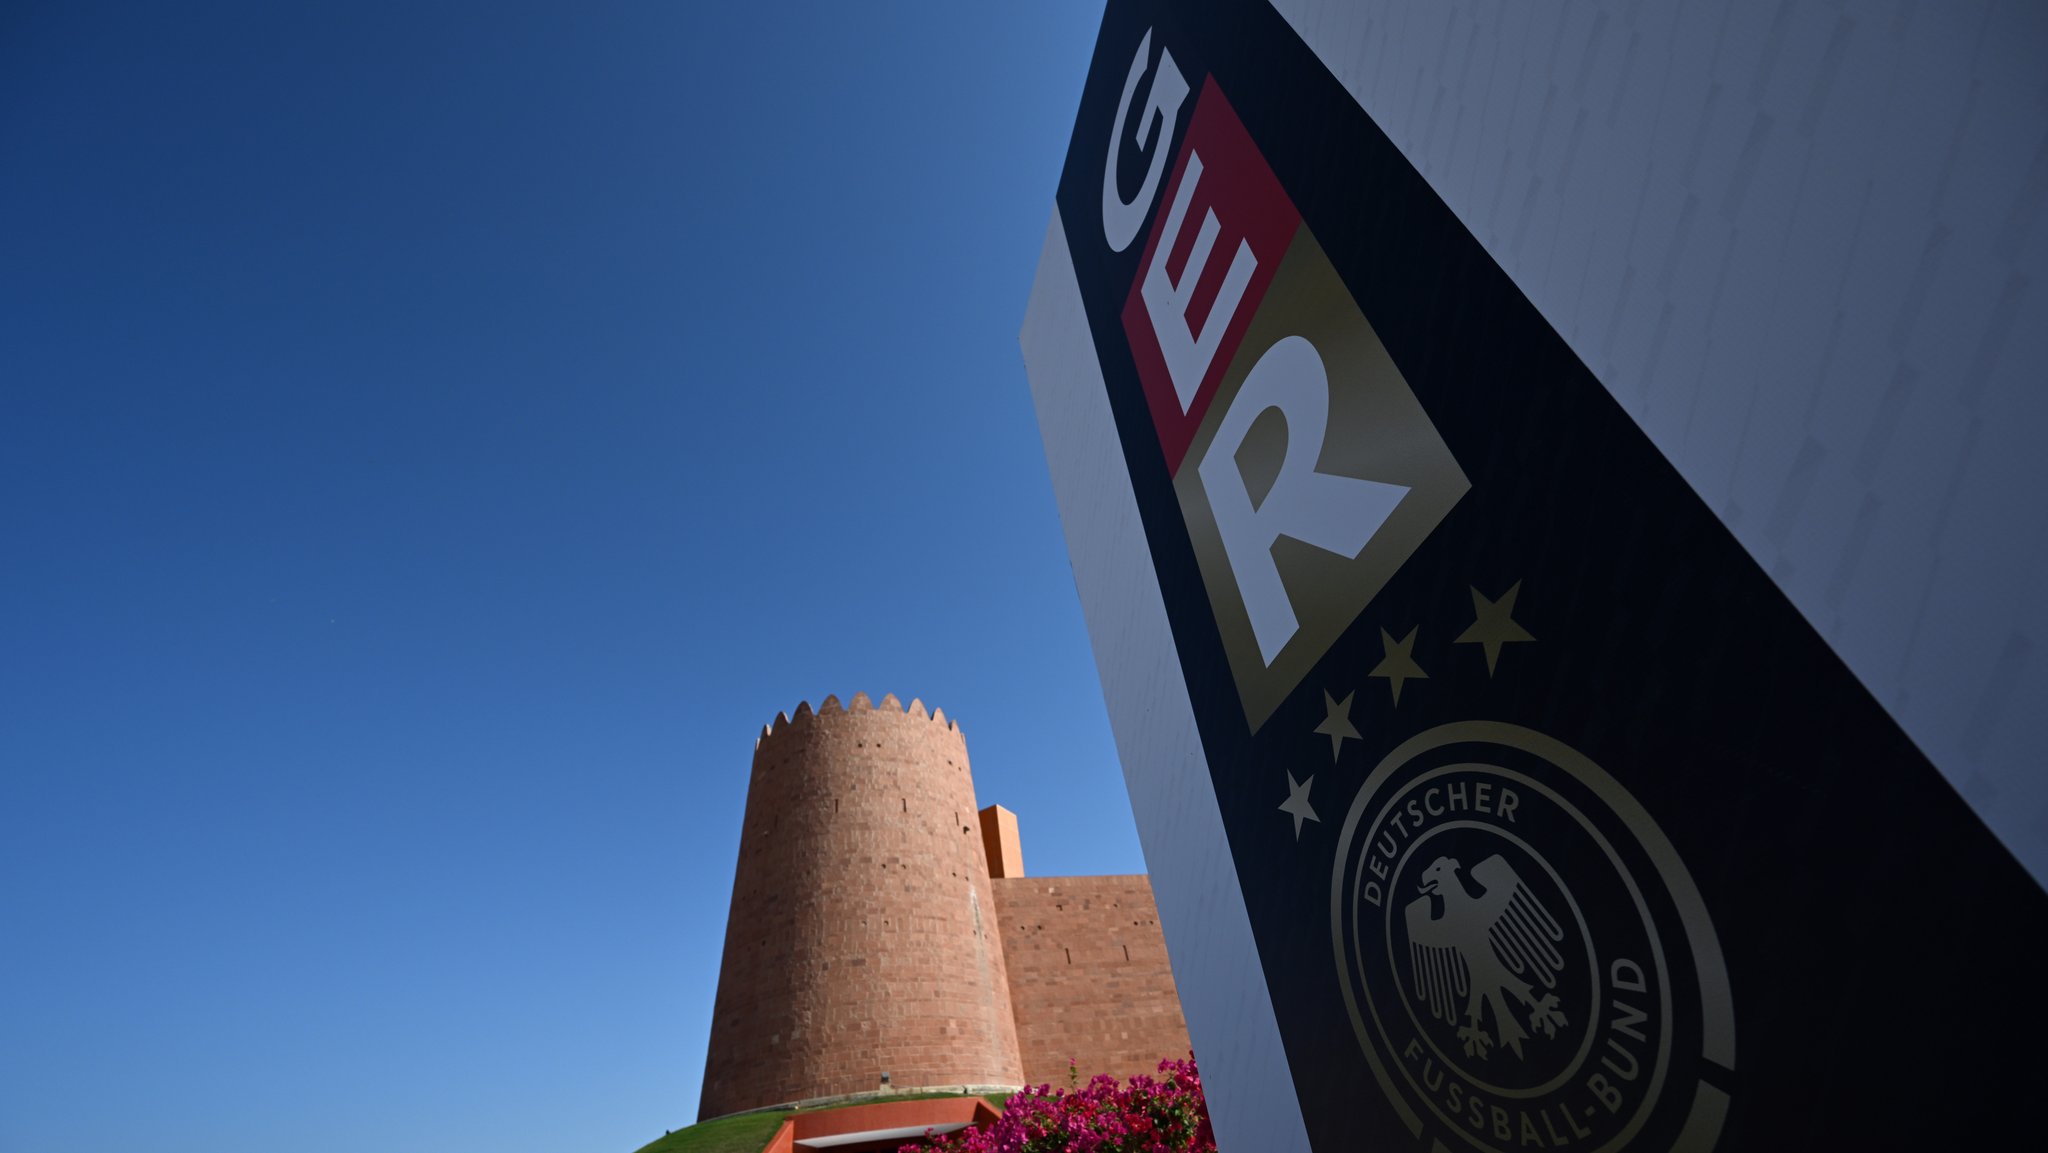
[1404,854,1569,1059]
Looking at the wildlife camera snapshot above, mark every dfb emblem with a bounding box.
[1331,723,1735,1153]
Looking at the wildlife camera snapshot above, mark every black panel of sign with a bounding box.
[1051,1,2048,1149]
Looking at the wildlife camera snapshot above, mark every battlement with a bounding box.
[754,692,962,756]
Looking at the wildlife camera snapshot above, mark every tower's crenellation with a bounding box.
[753,692,962,755]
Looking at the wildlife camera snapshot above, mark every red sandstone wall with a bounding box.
[990,875,1193,1088]
[697,695,1025,1119]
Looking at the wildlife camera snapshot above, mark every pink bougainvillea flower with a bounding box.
[904,1055,1216,1153]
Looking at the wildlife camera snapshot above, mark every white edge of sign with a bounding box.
[1021,207,1314,1153]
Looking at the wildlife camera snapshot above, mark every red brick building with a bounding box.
[697,693,1192,1121]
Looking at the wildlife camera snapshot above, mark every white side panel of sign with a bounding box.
[1271,0,2048,880]
[1021,209,1313,1153]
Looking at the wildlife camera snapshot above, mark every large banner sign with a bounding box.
[1023,2,2048,1150]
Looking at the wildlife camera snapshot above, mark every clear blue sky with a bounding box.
[0,4,1124,1150]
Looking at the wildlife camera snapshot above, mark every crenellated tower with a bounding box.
[696,694,1026,1119]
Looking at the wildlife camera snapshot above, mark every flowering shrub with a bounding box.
[904,1056,1216,1153]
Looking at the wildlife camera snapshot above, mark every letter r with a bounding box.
[1197,336,1409,665]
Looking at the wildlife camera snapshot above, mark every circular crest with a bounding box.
[1330,722,1734,1152]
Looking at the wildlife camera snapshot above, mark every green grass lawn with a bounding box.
[631,1110,790,1153]
[630,1093,1014,1153]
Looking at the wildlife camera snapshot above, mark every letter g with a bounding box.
[1102,30,1190,253]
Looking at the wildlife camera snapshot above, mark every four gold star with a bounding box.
[1368,626,1428,706]
[1291,582,1536,844]
[1455,580,1535,676]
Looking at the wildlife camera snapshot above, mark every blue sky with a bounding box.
[0,4,1122,1150]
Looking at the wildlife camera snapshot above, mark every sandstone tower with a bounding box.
[697,694,1026,1118]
